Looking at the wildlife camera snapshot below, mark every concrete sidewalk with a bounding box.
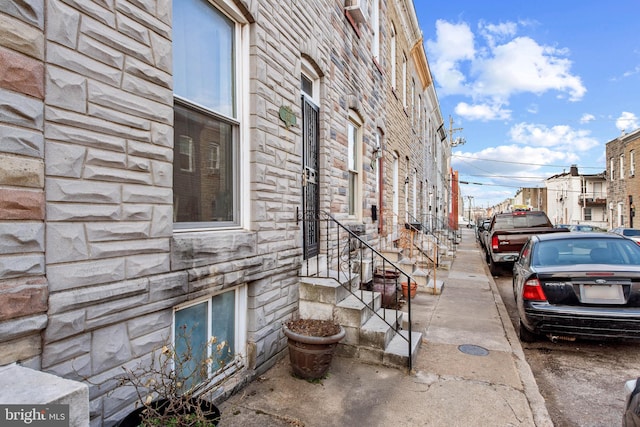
[218,228,553,426]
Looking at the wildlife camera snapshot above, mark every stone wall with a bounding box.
[606,129,640,227]
[0,1,444,425]
[0,0,47,368]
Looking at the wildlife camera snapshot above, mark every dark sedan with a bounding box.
[512,232,640,342]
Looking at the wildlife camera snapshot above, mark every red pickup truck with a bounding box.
[482,210,569,275]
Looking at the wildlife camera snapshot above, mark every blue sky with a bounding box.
[415,1,640,208]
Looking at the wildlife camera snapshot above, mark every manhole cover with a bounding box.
[458,344,489,356]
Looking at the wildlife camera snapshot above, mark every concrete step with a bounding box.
[334,292,381,328]
[377,248,403,262]
[299,275,357,320]
[384,330,423,369]
[359,308,403,349]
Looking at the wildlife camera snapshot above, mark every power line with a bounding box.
[452,154,604,170]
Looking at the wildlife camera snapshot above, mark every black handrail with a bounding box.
[299,210,414,370]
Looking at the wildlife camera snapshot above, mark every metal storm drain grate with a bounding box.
[458,344,489,356]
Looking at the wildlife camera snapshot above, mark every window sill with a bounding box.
[344,9,362,38]
[373,57,383,75]
[171,228,256,270]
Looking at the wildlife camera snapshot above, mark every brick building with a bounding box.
[606,128,640,228]
[0,1,447,425]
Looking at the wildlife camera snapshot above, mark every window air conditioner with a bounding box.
[345,0,366,24]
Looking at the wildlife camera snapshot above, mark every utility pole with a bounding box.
[449,116,465,147]
[467,195,474,227]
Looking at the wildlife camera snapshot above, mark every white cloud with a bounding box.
[426,19,587,118]
[616,112,639,132]
[474,37,586,101]
[455,102,511,121]
[509,122,599,152]
[580,114,595,124]
[478,20,517,49]
[426,20,475,96]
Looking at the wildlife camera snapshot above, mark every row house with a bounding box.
[545,165,607,228]
[512,187,546,212]
[0,0,447,425]
[606,128,640,228]
[379,0,447,242]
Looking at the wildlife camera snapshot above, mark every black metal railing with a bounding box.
[298,210,414,370]
[420,213,458,256]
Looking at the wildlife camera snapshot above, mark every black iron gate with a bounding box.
[302,95,320,259]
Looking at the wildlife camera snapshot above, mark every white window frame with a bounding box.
[301,58,320,104]
[371,0,380,60]
[179,135,194,172]
[402,54,407,108]
[390,24,397,90]
[347,111,362,218]
[630,150,635,177]
[172,0,249,231]
[620,154,625,180]
[610,158,615,181]
[392,151,399,225]
[173,286,247,384]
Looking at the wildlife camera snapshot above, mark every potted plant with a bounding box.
[116,331,238,427]
[283,318,345,380]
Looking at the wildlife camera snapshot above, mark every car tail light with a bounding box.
[522,278,547,301]
[491,235,499,250]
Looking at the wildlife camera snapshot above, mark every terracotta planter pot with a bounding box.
[402,281,417,299]
[283,323,345,380]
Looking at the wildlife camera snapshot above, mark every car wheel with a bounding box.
[519,321,538,343]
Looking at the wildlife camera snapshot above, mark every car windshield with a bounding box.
[532,238,640,266]
[494,213,550,229]
[622,229,640,237]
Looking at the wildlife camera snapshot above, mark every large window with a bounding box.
[347,113,362,217]
[402,54,407,107]
[174,287,247,388]
[372,0,380,60]
[390,25,396,90]
[173,0,243,228]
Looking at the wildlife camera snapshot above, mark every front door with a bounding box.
[302,95,320,259]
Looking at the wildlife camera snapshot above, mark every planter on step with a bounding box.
[373,269,400,308]
[283,319,345,380]
[401,281,417,299]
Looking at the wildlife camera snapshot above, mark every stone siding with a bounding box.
[0,1,47,367]
[0,1,446,425]
[606,130,640,227]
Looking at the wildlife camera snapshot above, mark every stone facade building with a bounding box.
[0,1,447,425]
[606,128,640,228]
[377,0,446,240]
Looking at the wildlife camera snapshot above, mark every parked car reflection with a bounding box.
[568,224,606,232]
[611,227,640,244]
[512,232,640,342]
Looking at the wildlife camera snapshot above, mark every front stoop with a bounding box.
[384,330,422,368]
[298,276,422,370]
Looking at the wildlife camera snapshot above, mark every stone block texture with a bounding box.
[0,0,47,376]
[0,1,444,426]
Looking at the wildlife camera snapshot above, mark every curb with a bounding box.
[484,261,554,427]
